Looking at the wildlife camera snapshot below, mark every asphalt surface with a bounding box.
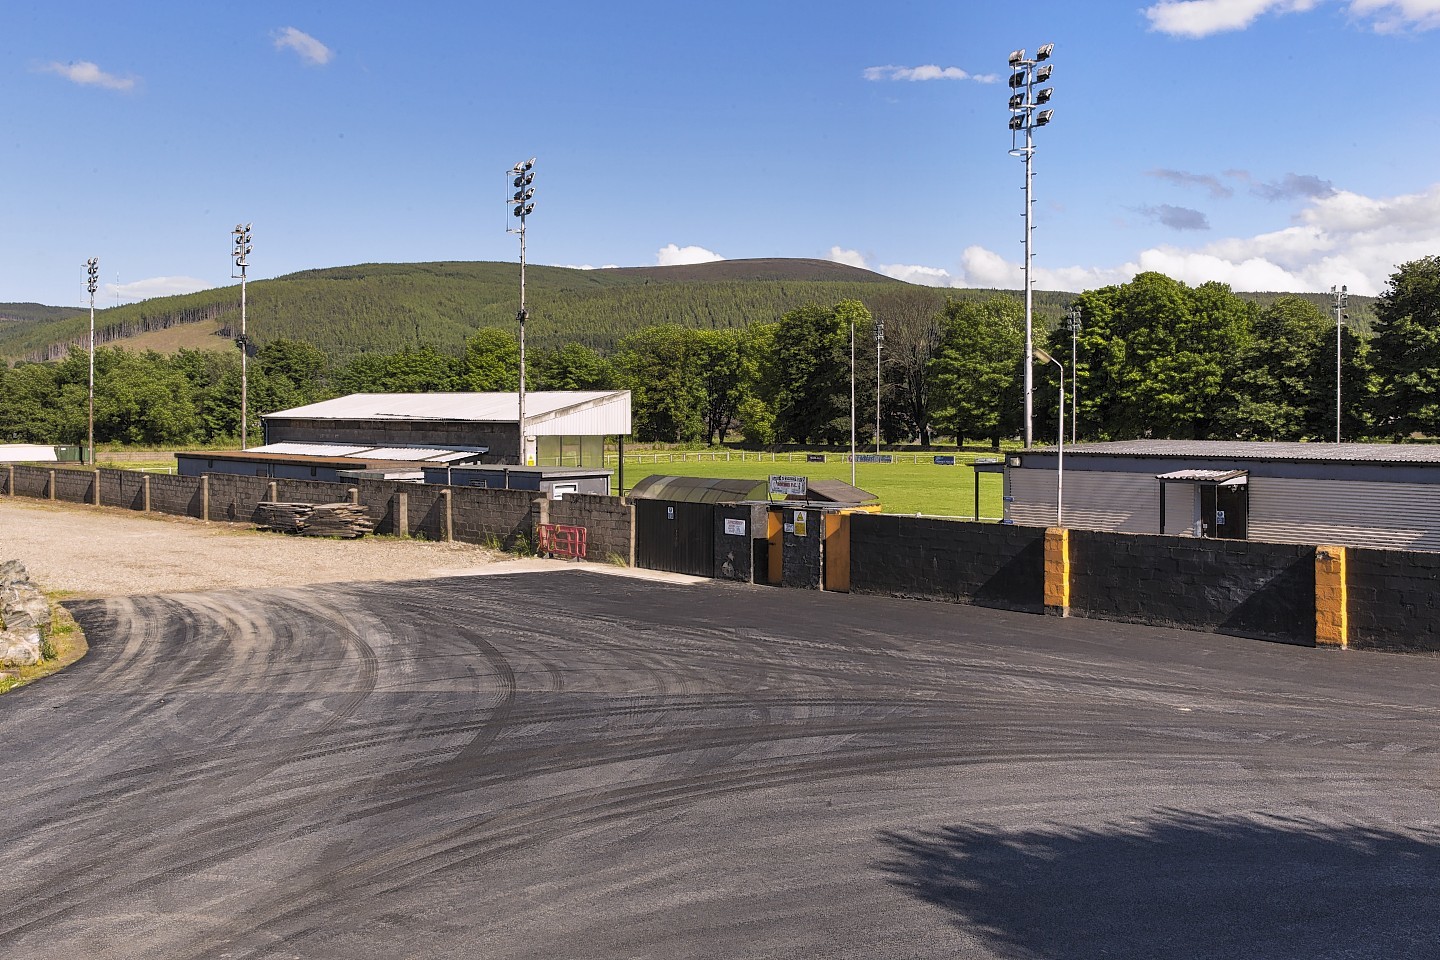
[3,571,1439,959]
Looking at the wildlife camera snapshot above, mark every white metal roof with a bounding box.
[250,442,371,457]
[1156,469,1249,483]
[246,441,488,462]
[264,391,631,435]
[1043,440,1440,465]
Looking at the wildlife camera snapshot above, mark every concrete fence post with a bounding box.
[440,489,453,542]
[1043,527,1071,618]
[143,474,152,513]
[93,468,102,506]
[201,476,210,522]
[4,464,12,496]
[395,491,409,537]
[267,481,278,503]
[347,487,359,506]
[1315,545,1348,648]
[48,470,56,501]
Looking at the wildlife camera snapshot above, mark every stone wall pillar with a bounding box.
[1315,545,1348,648]
[1044,527,1070,618]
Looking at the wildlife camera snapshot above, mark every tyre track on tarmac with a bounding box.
[4,572,1440,959]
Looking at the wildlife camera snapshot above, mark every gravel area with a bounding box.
[0,496,554,598]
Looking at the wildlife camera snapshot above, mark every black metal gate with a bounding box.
[635,499,715,576]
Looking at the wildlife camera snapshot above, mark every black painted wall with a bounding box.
[849,515,1045,613]
[1069,531,1316,645]
[714,504,768,583]
[781,506,823,590]
[1347,548,1440,653]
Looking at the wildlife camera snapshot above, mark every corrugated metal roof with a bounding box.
[1037,440,1440,465]
[796,478,879,504]
[1156,469,1249,482]
[263,391,631,434]
[250,442,370,457]
[628,475,767,503]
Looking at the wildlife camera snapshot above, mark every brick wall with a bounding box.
[849,514,1045,613]
[549,493,634,564]
[1347,547,1440,653]
[1069,531,1316,645]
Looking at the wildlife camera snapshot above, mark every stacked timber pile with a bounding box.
[255,502,374,539]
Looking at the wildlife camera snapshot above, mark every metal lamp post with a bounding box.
[1066,304,1081,443]
[85,257,99,465]
[850,310,857,487]
[508,157,536,466]
[1007,43,1056,449]
[1034,345,1064,527]
[231,223,253,449]
[875,317,884,456]
[1332,284,1348,444]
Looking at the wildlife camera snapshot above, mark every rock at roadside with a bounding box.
[1,560,52,667]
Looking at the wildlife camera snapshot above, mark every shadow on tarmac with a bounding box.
[877,810,1440,959]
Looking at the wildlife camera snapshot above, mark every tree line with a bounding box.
[2,257,1436,449]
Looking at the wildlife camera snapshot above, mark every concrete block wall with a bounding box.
[448,485,537,549]
[1068,530,1316,645]
[849,514,1045,613]
[206,474,275,524]
[1346,547,1440,653]
[53,468,96,505]
[101,469,147,511]
[148,474,205,518]
[8,465,54,499]
[549,493,634,565]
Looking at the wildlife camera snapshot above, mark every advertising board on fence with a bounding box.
[769,474,808,498]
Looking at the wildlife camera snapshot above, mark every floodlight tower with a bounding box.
[1332,284,1348,444]
[508,157,537,465]
[231,223,253,448]
[85,257,99,465]
[1007,43,1055,449]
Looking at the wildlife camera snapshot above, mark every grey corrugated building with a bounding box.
[1005,440,1440,551]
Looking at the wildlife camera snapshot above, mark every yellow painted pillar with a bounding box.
[1315,545,1348,648]
[1044,527,1070,618]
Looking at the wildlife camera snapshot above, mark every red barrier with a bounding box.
[537,523,588,561]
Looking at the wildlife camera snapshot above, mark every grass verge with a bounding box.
[0,599,88,694]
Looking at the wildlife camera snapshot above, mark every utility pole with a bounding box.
[1332,284,1348,443]
[85,257,99,465]
[231,223,253,448]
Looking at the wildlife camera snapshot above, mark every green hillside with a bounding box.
[0,259,1377,364]
[0,259,1078,363]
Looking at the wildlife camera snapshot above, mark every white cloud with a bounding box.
[105,276,214,302]
[863,64,998,83]
[656,243,723,266]
[273,27,334,66]
[952,182,1440,295]
[39,60,136,92]
[877,263,958,286]
[826,246,870,269]
[557,263,619,271]
[1146,0,1440,35]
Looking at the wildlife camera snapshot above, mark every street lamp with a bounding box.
[1332,284,1348,444]
[508,157,536,466]
[231,223,253,449]
[1065,304,1081,443]
[1033,345,1064,527]
[1007,42,1056,449]
[875,317,884,456]
[85,257,99,465]
[850,307,857,486]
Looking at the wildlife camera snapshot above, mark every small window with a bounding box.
[551,482,579,501]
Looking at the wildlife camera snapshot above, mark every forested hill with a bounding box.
[0,259,1067,362]
[1,257,1375,363]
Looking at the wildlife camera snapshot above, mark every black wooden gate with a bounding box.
[635,499,715,576]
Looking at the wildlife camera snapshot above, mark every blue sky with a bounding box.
[6,0,1440,308]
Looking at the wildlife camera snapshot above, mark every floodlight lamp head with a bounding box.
[1035,87,1053,104]
[1037,43,1053,61]
[1008,115,1024,130]
[1008,49,1025,66]
[1035,109,1053,126]
[1008,71,1026,89]
[1036,64,1052,83]
[1008,93,1024,110]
